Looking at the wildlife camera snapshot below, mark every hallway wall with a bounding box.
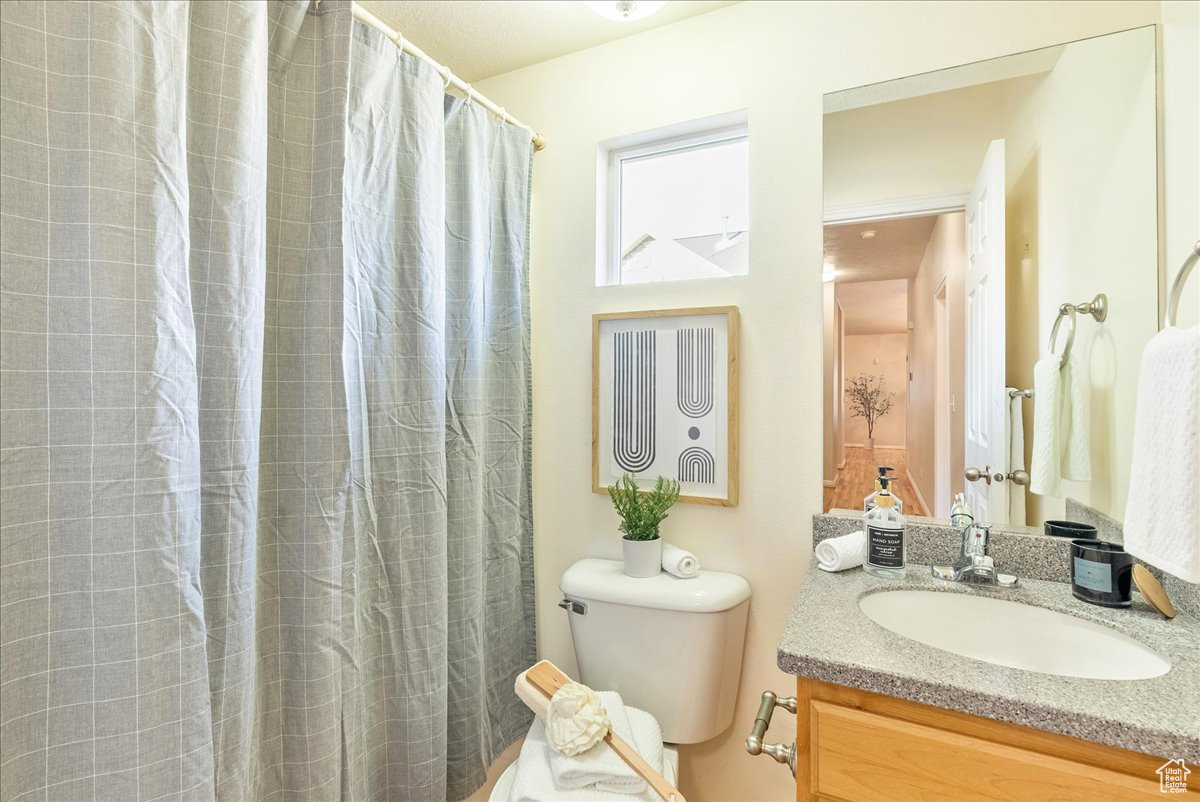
[907,213,967,514]
[843,333,908,448]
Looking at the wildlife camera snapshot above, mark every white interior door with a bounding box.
[964,139,1007,524]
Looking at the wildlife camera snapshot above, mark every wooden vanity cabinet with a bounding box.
[794,677,1192,801]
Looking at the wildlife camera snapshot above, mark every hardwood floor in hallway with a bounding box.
[823,446,929,516]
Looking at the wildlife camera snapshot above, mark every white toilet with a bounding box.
[490,558,751,800]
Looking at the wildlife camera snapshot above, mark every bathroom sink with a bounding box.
[858,590,1170,680]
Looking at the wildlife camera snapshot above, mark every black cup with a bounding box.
[1070,539,1132,608]
[1045,520,1099,539]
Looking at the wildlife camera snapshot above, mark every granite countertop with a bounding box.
[777,563,1200,762]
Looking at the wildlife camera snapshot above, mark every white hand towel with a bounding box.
[661,543,699,578]
[815,530,865,572]
[1006,389,1026,524]
[1124,326,1200,582]
[549,691,652,793]
[509,702,664,802]
[1060,358,1091,482]
[1030,355,1092,496]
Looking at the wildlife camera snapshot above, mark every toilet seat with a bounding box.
[487,744,679,802]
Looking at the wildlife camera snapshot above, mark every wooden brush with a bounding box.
[523,660,686,802]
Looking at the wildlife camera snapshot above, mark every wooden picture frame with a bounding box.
[592,306,740,506]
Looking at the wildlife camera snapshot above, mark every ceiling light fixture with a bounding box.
[585,1,668,22]
[860,229,877,240]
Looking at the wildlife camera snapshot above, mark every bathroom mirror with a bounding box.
[820,26,1159,532]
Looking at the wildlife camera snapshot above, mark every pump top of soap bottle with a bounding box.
[875,477,895,508]
[865,468,903,513]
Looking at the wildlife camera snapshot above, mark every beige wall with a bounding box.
[824,74,1045,207]
[843,333,908,447]
[1035,28,1158,520]
[1162,0,1199,329]
[476,3,1161,799]
[1006,155,1042,525]
[908,213,967,513]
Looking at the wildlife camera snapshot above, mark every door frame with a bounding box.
[824,191,970,226]
[934,277,951,517]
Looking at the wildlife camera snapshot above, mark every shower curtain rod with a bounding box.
[349,2,547,151]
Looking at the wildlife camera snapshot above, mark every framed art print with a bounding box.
[593,306,739,506]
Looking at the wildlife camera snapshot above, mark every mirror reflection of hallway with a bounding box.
[822,217,952,518]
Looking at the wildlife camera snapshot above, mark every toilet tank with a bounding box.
[559,558,751,744]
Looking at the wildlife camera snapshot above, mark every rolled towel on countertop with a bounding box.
[661,543,699,578]
[815,530,865,572]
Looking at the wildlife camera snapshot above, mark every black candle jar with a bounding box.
[1070,539,1133,608]
[1044,519,1098,539]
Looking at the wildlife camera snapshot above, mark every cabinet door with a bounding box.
[810,701,1160,801]
[795,678,1181,802]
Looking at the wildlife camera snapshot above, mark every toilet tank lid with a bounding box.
[561,559,751,613]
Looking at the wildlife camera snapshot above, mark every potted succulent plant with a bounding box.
[607,473,681,578]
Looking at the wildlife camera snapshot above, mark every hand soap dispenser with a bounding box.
[863,477,906,579]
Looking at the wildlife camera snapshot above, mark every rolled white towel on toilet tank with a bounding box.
[661,543,699,578]
[815,530,865,572]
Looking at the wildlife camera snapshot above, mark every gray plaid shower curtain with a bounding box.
[0,2,534,799]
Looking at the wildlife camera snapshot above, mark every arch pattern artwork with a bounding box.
[678,446,715,484]
[676,327,714,418]
[594,307,738,505]
[612,330,656,472]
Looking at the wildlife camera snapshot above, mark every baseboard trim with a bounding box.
[845,443,906,450]
[906,467,931,517]
[823,479,838,488]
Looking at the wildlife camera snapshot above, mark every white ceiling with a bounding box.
[824,216,938,285]
[837,279,909,336]
[356,1,739,83]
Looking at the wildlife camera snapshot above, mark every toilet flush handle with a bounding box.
[744,690,797,777]
[558,598,587,615]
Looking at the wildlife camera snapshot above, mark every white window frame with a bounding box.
[596,110,749,286]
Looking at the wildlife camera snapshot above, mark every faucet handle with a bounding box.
[964,523,991,556]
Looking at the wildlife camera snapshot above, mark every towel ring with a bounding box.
[1165,240,1200,327]
[1049,304,1077,365]
[1049,292,1107,366]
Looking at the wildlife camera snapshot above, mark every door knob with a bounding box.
[965,467,1029,486]
[1004,470,1030,486]
[964,466,991,485]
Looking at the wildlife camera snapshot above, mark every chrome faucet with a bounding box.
[932,521,1019,587]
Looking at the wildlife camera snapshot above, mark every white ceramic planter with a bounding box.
[622,537,663,578]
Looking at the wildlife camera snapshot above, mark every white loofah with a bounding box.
[546,682,611,756]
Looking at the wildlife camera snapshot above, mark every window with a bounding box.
[598,112,749,286]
